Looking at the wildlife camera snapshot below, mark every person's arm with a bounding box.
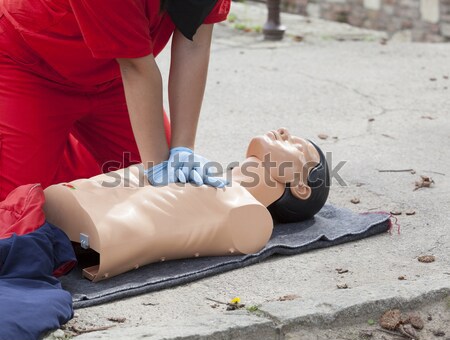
[168,24,214,149]
[117,55,169,169]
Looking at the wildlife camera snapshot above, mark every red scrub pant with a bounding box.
[0,17,170,201]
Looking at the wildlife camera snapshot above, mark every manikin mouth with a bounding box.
[269,130,281,140]
[264,131,276,141]
[268,129,292,142]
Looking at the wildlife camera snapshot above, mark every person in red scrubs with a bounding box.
[0,0,231,201]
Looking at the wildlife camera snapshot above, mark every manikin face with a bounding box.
[246,128,320,200]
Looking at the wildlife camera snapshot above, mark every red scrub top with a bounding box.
[0,0,230,86]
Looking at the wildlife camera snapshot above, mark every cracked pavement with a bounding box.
[46,2,450,339]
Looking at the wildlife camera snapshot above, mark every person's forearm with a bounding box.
[118,55,169,169]
[169,24,214,149]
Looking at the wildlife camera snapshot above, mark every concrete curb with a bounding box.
[75,313,278,340]
[76,277,450,339]
[259,276,450,334]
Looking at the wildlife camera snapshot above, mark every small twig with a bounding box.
[382,134,396,139]
[336,268,349,274]
[69,324,115,335]
[378,169,414,173]
[205,297,228,305]
[423,170,446,176]
[376,328,408,339]
[205,297,245,310]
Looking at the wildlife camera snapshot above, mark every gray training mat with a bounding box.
[60,204,391,309]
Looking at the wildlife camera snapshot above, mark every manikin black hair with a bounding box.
[267,141,330,223]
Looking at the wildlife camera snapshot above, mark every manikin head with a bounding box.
[246,128,330,223]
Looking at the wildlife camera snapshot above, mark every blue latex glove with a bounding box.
[144,161,175,186]
[169,147,228,188]
[145,147,228,188]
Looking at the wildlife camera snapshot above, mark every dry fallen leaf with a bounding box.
[318,133,329,140]
[400,313,410,324]
[226,303,245,311]
[405,210,416,216]
[293,35,304,42]
[398,276,406,280]
[408,313,424,330]
[414,175,434,191]
[390,210,402,216]
[277,294,300,301]
[336,268,349,274]
[433,330,446,336]
[337,283,349,289]
[107,317,126,323]
[350,197,360,204]
[379,308,426,337]
[399,324,418,339]
[418,255,435,263]
[380,309,402,330]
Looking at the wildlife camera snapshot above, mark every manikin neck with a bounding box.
[231,156,285,207]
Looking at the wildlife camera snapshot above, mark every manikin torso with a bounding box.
[44,128,319,282]
[44,165,273,281]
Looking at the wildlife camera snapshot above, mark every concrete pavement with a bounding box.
[47,2,450,339]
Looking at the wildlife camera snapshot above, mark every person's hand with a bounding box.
[168,147,227,188]
[145,147,228,188]
[144,161,175,186]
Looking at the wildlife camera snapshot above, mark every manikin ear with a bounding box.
[290,183,312,200]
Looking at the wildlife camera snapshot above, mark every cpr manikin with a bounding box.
[44,128,329,282]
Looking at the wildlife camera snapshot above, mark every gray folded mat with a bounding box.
[61,204,391,309]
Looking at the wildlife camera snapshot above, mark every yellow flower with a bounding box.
[230,297,241,304]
